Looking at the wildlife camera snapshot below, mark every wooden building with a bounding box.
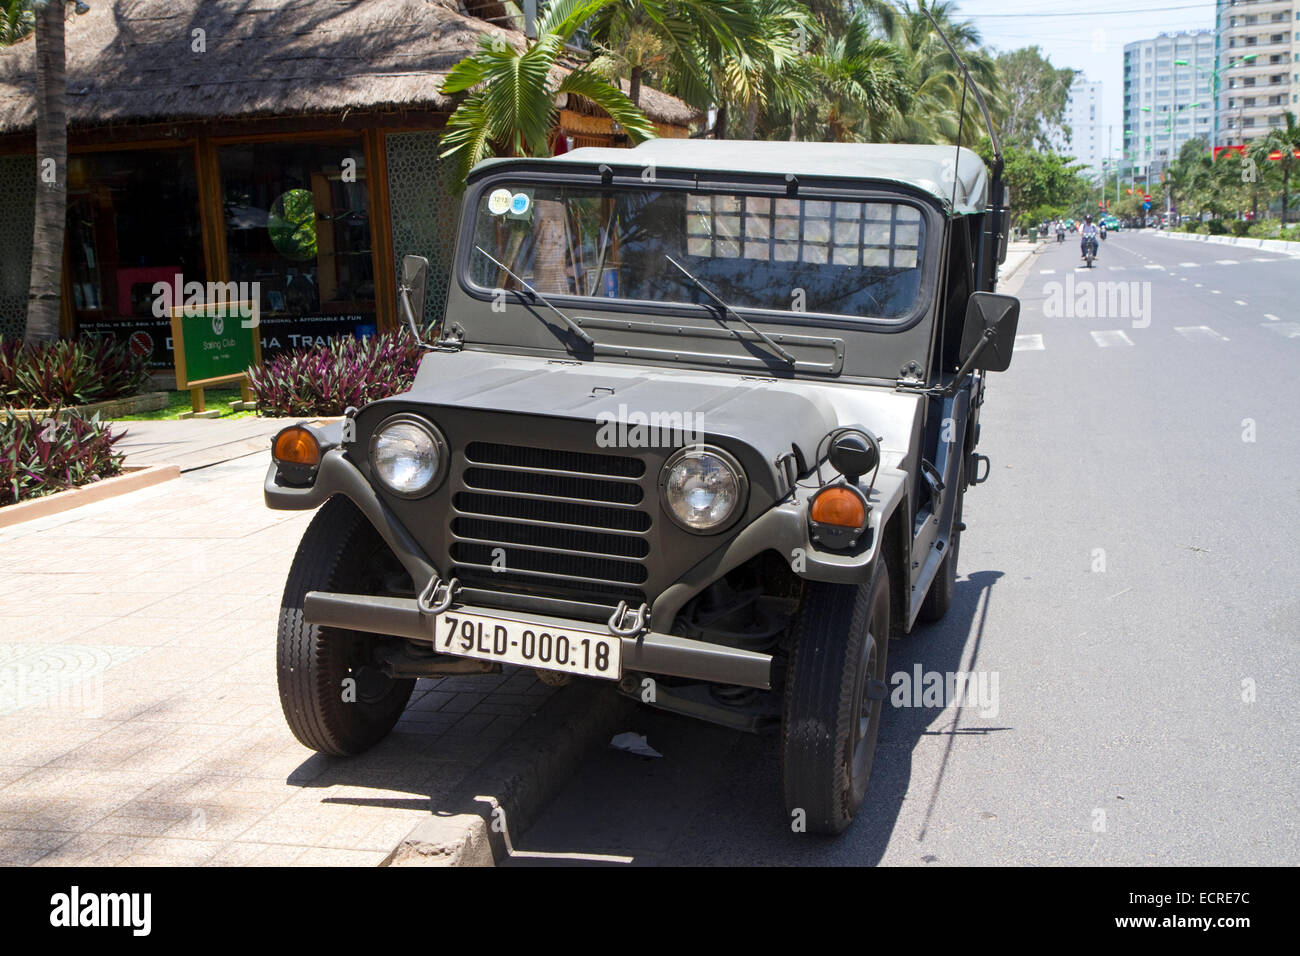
[0,0,695,365]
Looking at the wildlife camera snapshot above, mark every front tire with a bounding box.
[781,562,891,835]
[277,496,416,756]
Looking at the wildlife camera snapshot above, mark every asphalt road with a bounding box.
[506,229,1300,866]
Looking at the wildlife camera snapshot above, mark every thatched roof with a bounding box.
[0,0,697,135]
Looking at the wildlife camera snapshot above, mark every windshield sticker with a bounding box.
[487,188,513,216]
[507,191,533,220]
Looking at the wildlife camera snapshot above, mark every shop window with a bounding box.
[218,140,376,352]
[65,148,205,365]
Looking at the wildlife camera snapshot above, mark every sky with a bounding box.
[952,1,1219,160]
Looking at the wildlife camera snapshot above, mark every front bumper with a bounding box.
[302,590,774,690]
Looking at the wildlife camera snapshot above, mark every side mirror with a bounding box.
[958,291,1019,373]
[400,254,429,336]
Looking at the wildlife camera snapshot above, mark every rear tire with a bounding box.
[781,562,891,835]
[277,496,416,756]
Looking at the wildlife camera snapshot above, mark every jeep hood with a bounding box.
[400,350,839,470]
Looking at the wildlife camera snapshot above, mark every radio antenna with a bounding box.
[921,5,1002,177]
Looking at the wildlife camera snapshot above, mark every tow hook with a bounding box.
[417,574,459,615]
[968,453,991,485]
[608,601,650,638]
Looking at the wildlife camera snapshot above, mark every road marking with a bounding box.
[1110,266,1126,272]
[1039,269,1056,274]
[1210,289,1221,295]
[1233,300,1247,306]
[1264,313,1280,321]
[1179,262,1199,268]
[1175,325,1230,342]
[1214,259,1239,265]
[1249,257,1281,262]
[1144,264,1164,270]
[1262,322,1300,339]
[1015,333,1045,351]
[1091,330,1133,347]
[1194,283,1203,288]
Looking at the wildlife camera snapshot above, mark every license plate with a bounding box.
[434,609,621,681]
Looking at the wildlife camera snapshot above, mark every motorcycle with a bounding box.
[1081,235,1098,268]
[1100,225,1107,242]
[1057,228,1065,243]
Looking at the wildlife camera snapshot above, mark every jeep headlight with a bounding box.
[369,415,447,498]
[660,446,747,533]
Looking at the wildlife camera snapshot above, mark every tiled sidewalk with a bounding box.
[0,454,554,866]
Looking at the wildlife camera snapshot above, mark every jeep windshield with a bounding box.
[465,183,926,321]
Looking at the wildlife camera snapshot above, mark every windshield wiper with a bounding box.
[474,245,595,349]
[664,255,796,364]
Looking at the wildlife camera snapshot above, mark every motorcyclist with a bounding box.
[1080,215,1100,260]
[1056,220,1065,243]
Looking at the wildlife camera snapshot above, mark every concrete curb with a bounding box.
[10,392,170,421]
[383,679,635,867]
[1154,230,1300,257]
[0,463,181,529]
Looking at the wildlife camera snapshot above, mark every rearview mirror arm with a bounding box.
[931,327,996,397]
[399,283,435,352]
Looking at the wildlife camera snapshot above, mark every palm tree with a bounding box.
[1250,112,1300,225]
[1,0,34,46]
[706,0,814,139]
[25,0,73,345]
[438,0,656,186]
[585,0,760,110]
[803,13,905,143]
[882,1,1000,145]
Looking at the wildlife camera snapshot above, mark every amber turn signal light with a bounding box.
[810,486,866,529]
[274,426,320,467]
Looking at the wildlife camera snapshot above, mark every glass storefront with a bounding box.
[217,140,377,352]
[62,138,381,367]
[66,149,206,365]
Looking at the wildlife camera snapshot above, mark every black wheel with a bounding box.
[918,460,964,623]
[277,496,416,756]
[781,561,891,835]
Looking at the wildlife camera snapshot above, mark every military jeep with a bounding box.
[266,138,1018,835]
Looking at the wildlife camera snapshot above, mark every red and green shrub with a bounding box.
[0,409,125,507]
[0,335,151,408]
[248,331,424,417]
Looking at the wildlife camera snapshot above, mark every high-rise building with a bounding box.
[1122,30,1217,177]
[1214,0,1296,147]
[1053,71,1105,180]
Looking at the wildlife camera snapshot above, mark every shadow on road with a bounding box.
[506,569,1007,865]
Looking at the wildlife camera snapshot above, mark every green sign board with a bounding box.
[170,301,262,389]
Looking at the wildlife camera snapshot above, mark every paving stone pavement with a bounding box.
[0,452,555,866]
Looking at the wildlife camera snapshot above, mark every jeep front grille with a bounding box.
[449,442,651,606]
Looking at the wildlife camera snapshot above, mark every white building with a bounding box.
[1053,71,1106,181]
[1214,0,1297,147]
[1122,30,1217,176]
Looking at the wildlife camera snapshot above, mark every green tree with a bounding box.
[800,12,906,143]
[1250,111,1300,224]
[585,0,760,109]
[985,144,1090,228]
[1,0,34,46]
[438,0,656,186]
[994,47,1074,151]
[881,1,1001,145]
